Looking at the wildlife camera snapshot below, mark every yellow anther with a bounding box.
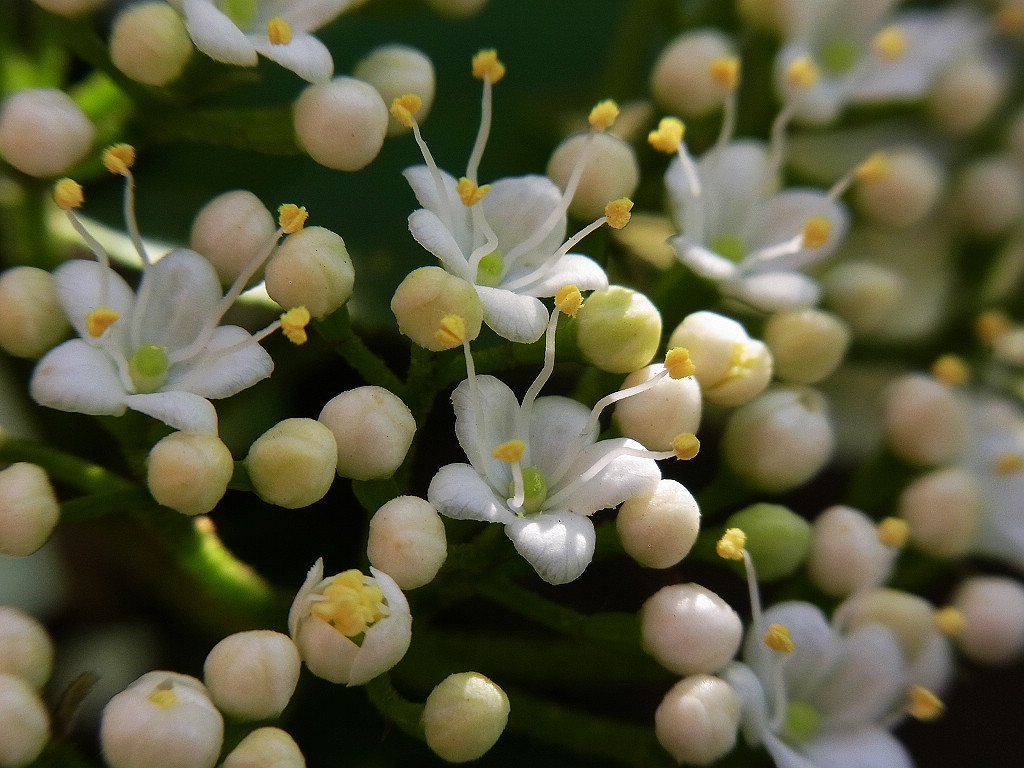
[311,569,386,637]
[588,99,620,131]
[102,144,136,176]
[605,197,633,229]
[933,606,966,637]
[456,177,491,206]
[931,354,969,386]
[764,623,795,653]
[147,685,178,708]
[267,16,292,44]
[854,152,888,183]
[472,49,505,83]
[278,204,307,234]
[873,25,908,61]
[492,439,525,463]
[709,55,741,89]
[785,55,820,89]
[648,116,685,154]
[877,517,910,548]
[997,3,1024,34]
[389,94,421,127]
[433,313,466,350]
[974,309,1010,343]
[53,178,84,209]
[280,306,311,345]
[85,307,120,337]
[664,347,695,379]
[555,284,583,317]
[671,432,700,460]
[994,451,1024,475]
[717,528,746,560]
[802,217,831,248]
[908,686,944,721]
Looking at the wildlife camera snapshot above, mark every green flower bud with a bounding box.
[0,267,69,359]
[147,432,233,516]
[390,267,482,351]
[725,503,811,581]
[0,463,60,557]
[422,672,509,762]
[245,418,337,509]
[575,286,661,374]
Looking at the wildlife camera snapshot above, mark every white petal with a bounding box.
[251,32,334,84]
[774,45,848,126]
[504,511,595,585]
[801,727,913,768]
[451,374,519,488]
[288,558,325,638]
[751,602,839,702]
[348,568,412,685]
[168,325,273,399]
[528,396,594,477]
[906,631,954,697]
[476,287,548,344]
[746,190,849,271]
[295,617,359,684]
[403,167,472,256]
[724,272,822,312]
[546,438,660,516]
[671,237,740,281]
[762,733,819,768]
[408,209,473,281]
[513,253,609,297]
[481,175,565,269]
[29,339,128,416]
[134,249,221,351]
[427,463,517,525]
[124,391,219,434]
[696,141,771,239]
[54,260,136,352]
[722,662,772,747]
[181,0,259,66]
[281,0,354,32]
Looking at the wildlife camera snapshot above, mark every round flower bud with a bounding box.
[724,503,811,581]
[146,432,234,516]
[822,261,904,336]
[424,0,488,18]
[264,226,354,318]
[883,374,966,467]
[367,496,447,590]
[223,727,305,768]
[0,267,69,359]
[203,630,301,721]
[951,576,1024,665]
[808,506,893,597]
[545,132,639,221]
[928,56,1006,136]
[390,266,483,351]
[655,674,741,766]
[101,671,223,768]
[0,88,93,177]
[616,479,700,569]
[954,155,1024,239]
[897,467,981,558]
[245,418,337,509]
[735,0,801,34]
[109,2,192,86]
[668,311,772,407]
[841,589,946,680]
[0,607,53,690]
[650,30,737,117]
[0,672,49,768]
[354,45,435,136]
[853,148,945,228]
[30,0,107,15]
[722,387,834,493]
[190,190,276,286]
[0,463,59,557]
[319,387,416,481]
[293,77,388,171]
[421,672,510,763]
[575,286,661,374]
[763,308,849,385]
[640,584,742,675]
[613,363,701,452]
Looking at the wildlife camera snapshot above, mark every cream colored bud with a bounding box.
[0,88,93,177]
[109,2,192,86]
[0,607,53,690]
[841,589,940,668]
[764,309,849,384]
[575,286,661,374]
[808,506,893,597]
[424,0,488,18]
[722,387,834,493]
[294,77,388,171]
[822,261,904,336]
[203,630,301,721]
[650,30,737,117]
[951,576,1024,665]
[735,0,804,34]
[655,674,741,765]
[190,190,276,286]
[30,0,107,15]
[101,672,223,768]
[354,46,435,136]
[0,672,49,768]
[319,386,416,481]
[422,672,509,763]
[617,479,700,569]
[0,267,69,359]
[391,266,482,351]
[367,496,446,590]
[0,463,59,557]
[854,148,945,228]
[613,364,701,452]
[928,57,1006,136]
[146,432,233,516]
[545,132,639,220]
[264,226,354,318]
[668,311,772,407]
[223,727,305,768]
[954,155,1024,238]
[884,374,967,466]
[641,584,742,675]
[245,418,336,509]
[897,467,981,558]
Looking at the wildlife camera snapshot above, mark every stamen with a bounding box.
[786,56,820,89]
[994,451,1024,475]
[664,347,695,379]
[472,49,505,83]
[53,178,84,209]
[493,440,527,511]
[103,144,135,176]
[267,16,292,45]
[801,217,831,248]
[855,152,888,183]
[764,623,795,653]
[605,198,633,229]
[588,99,619,131]
[872,25,907,61]
[278,203,307,234]
[931,354,969,386]
[396,93,456,231]
[717,528,747,561]
[280,306,311,345]
[311,569,386,637]
[515,306,560,449]
[457,177,491,206]
[709,56,741,90]
[389,94,421,127]
[933,606,966,637]
[907,686,944,721]
[671,432,700,460]
[554,284,583,317]
[148,684,178,708]
[648,116,685,154]
[492,440,525,463]
[997,2,1024,34]
[876,517,910,548]
[85,307,120,337]
[974,309,1010,343]
[434,313,466,350]
[466,52,501,183]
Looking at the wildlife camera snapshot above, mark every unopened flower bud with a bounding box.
[0,463,59,557]
[424,0,488,18]
[650,30,738,117]
[146,432,233,516]
[655,674,741,765]
[822,261,904,336]
[616,479,700,569]
[545,132,639,220]
[354,46,435,136]
[367,496,447,590]
[808,506,894,597]
[319,387,416,481]
[0,267,69,359]
[0,88,93,177]
[853,148,945,228]
[264,226,354,319]
[575,286,661,374]
[0,672,49,768]
[190,190,276,286]
[245,418,336,509]
[30,0,106,14]
[422,672,510,763]
[613,364,701,452]
[897,467,981,558]
[223,727,305,768]
[391,267,483,351]
[203,630,301,721]
[0,607,53,690]
[951,576,1024,665]
[841,589,940,670]
[724,503,811,581]
[293,77,388,171]
[954,155,1024,238]
[101,671,224,768]
[109,2,192,86]
[641,584,742,675]
[884,374,966,466]
[928,56,1007,136]
[763,308,849,385]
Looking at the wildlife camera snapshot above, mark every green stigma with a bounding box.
[710,233,746,263]
[219,0,258,27]
[129,344,169,393]
[819,37,858,75]
[475,250,505,288]
[518,466,548,515]
[781,700,821,743]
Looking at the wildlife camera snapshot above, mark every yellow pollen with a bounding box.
[472,49,505,83]
[280,306,311,345]
[931,354,969,386]
[492,439,525,463]
[147,684,178,708]
[605,197,633,229]
[53,178,84,209]
[456,177,491,206]
[671,432,700,460]
[933,606,966,637]
[802,217,831,248]
[267,16,292,44]
[85,307,120,337]
[854,152,888,183]
[975,309,1010,343]
[555,284,583,317]
[664,347,695,379]
[997,3,1024,34]
[278,204,307,234]
[311,569,386,637]
[588,99,620,131]
[877,517,910,548]
[786,55,820,88]
[717,528,746,560]
[709,55,741,89]
[764,623,795,653]
[433,314,466,349]
[389,94,421,127]
[908,686,944,721]
[103,144,136,176]
[993,451,1024,475]
[873,25,907,61]
[648,117,685,154]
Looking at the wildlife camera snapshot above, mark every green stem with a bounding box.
[0,434,133,494]
[314,307,407,399]
[59,486,153,523]
[364,674,424,740]
[694,469,755,520]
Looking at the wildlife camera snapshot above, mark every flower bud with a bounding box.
[668,311,771,406]
[640,584,742,675]
[722,387,834,493]
[100,671,224,768]
[421,672,510,763]
[245,418,336,509]
[735,0,802,34]
[616,479,700,569]
[853,148,945,228]
[763,308,849,384]
[841,589,939,667]
[0,463,59,557]
[928,56,1006,136]
[954,155,1024,239]
[223,727,305,768]
[884,374,966,466]
[0,267,69,359]
[30,0,106,15]
[146,432,234,516]
[264,226,354,318]
[391,266,483,351]
[0,88,93,177]
[575,286,661,374]
[293,77,388,171]
[546,132,639,220]
[424,0,488,18]
[724,503,811,581]
[897,467,981,558]
[354,45,435,136]
[367,496,447,590]
[808,506,893,597]
[319,387,416,481]
[650,30,737,117]
[822,261,904,336]
[655,674,741,765]
[0,607,53,690]
[203,630,301,721]
[109,2,192,86]
[951,576,1024,665]
[190,190,276,286]
[613,363,701,452]
[0,672,49,768]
